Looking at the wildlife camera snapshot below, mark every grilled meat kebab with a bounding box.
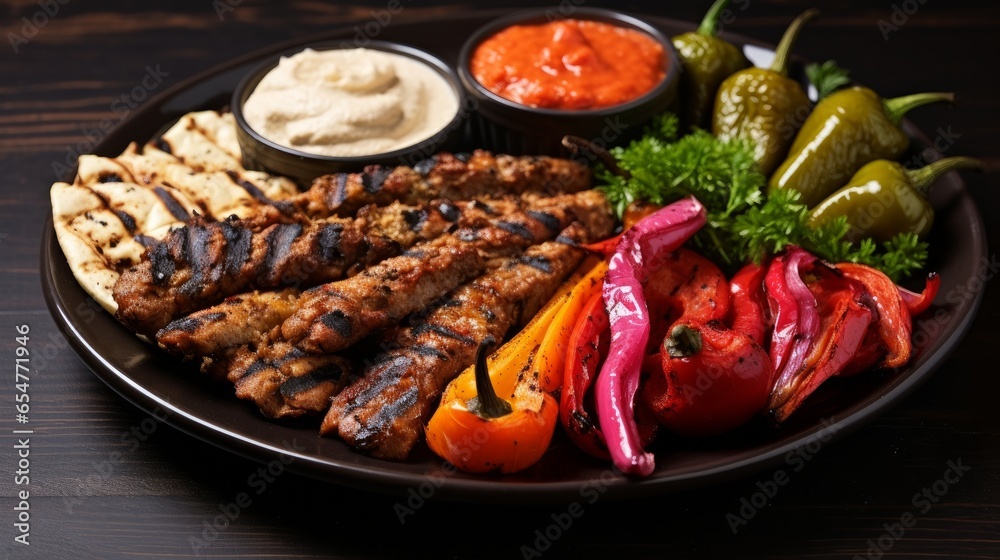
[296,151,591,218]
[221,342,356,418]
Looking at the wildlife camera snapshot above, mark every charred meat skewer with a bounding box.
[296,150,591,218]
[156,289,299,359]
[219,342,356,419]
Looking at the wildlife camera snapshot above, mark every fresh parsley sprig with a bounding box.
[806,60,852,101]
[596,113,928,281]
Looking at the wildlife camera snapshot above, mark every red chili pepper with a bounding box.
[596,197,706,476]
[560,290,611,459]
[897,272,940,316]
[583,234,622,257]
[838,263,913,373]
[768,262,875,422]
[642,321,772,437]
[728,262,770,346]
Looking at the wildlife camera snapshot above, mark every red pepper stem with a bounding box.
[697,0,732,36]
[883,92,955,126]
[769,9,818,76]
[907,156,983,197]
[468,336,511,420]
[666,324,703,358]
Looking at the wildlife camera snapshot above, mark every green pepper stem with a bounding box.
[697,0,732,36]
[770,9,819,75]
[666,325,703,358]
[883,92,955,126]
[468,336,512,420]
[908,157,983,197]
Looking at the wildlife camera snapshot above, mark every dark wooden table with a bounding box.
[3,1,998,558]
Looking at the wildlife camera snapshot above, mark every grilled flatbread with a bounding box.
[50,110,298,313]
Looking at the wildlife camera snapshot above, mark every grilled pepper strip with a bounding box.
[643,321,772,437]
[427,258,603,473]
[673,0,750,129]
[561,290,612,459]
[838,263,913,371]
[596,197,706,476]
[809,157,983,242]
[769,87,956,207]
[769,264,874,421]
[898,272,941,316]
[712,10,817,176]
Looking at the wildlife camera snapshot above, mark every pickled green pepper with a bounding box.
[712,9,817,176]
[770,86,956,207]
[808,156,983,242]
[673,0,750,129]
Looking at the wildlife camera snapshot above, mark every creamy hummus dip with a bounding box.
[243,47,459,157]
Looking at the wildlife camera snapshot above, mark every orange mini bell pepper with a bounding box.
[426,258,607,474]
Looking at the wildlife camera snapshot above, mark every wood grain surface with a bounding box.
[2,1,998,558]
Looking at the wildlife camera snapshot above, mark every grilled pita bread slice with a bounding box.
[50,110,299,316]
[114,144,296,221]
[50,182,148,312]
[185,110,242,160]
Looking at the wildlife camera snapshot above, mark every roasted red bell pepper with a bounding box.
[583,235,622,257]
[645,248,731,347]
[642,321,772,437]
[639,251,770,437]
[728,262,770,346]
[768,260,875,422]
[596,197,706,476]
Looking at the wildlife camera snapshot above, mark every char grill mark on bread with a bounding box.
[297,150,591,218]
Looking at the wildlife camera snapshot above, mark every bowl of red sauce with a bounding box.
[458,8,679,156]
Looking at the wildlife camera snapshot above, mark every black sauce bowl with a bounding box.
[457,8,680,156]
[232,40,467,187]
